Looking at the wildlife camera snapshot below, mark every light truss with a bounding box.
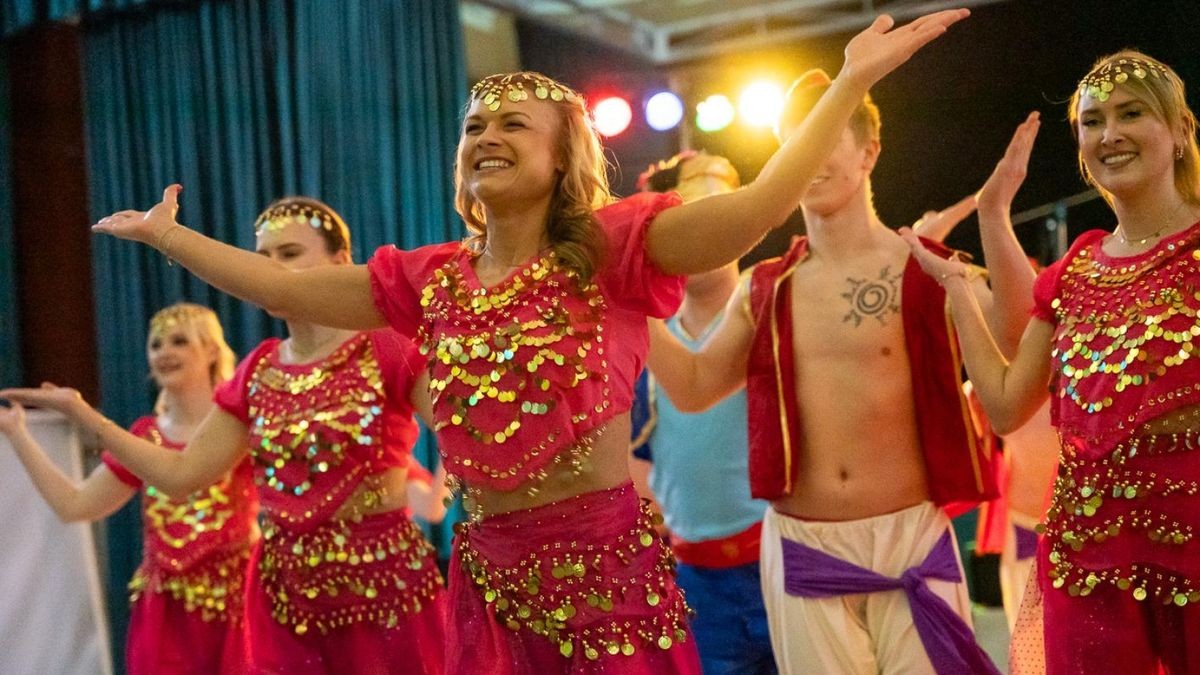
[470,0,1011,64]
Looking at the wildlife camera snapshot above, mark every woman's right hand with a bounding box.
[0,383,89,418]
[92,184,183,246]
[840,9,969,89]
[0,401,27,437]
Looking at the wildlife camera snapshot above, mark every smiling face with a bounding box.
[782,123,880,218]
[1076,87,1178,201]
[456,96,563,216]
[146,323,216,391]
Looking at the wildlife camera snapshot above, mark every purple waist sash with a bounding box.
[782,531,999,675]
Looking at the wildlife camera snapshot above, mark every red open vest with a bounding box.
[746,236,997,513]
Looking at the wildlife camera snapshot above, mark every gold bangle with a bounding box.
[938,266,977,284]
[157,225,184,266]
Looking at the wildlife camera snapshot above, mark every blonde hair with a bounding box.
[1069,51,1200,207]
[776,69,882,146]
[147,303,236,414]
[455,72,613,283]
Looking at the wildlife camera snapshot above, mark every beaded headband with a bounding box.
[636,150,698,191]
[470,72,580,112]
[637,151,740,192]
[149,305,209,339]
[1078,57,1168,102]
[253,203,338,236]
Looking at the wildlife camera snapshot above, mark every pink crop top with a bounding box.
[367,192,685,490]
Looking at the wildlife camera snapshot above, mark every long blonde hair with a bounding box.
[147,303,235,414]
[1069,51,1200,207]
[454,72,613,284]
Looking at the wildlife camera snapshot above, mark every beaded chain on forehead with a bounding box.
[253,203,339,237]
[1078,57,1168,103]
[469,73,580,112]
[149,305,209,340]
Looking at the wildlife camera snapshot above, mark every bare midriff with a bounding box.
[331,465,411,521]
[472,415,636,517]
[772,242,932,521]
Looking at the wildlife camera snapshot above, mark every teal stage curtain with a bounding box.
[0,54,18,388]
[80,0,465,667]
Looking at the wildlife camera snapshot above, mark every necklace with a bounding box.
[1114,201,1190,246]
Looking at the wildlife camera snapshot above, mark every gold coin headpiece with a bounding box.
[254,203,337,236]
[149,304,209,339]
[1079,57,1168,102]
[470,72,580,112]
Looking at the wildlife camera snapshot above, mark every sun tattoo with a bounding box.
[842,266,902,327]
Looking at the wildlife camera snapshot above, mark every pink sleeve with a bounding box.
[594,192,687,318]
[369,329,424,405]
[100,416,157,488]
[1031,230,1106,323]
[101,451,142,488]
[1031,260,1065,323]
[213,340,278,425]
[367,243,459,337]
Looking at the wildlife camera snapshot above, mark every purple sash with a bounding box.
[782,531,999,675]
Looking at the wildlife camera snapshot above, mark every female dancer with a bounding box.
[5,198,445,674]
[0,303,256,675]
[902,51,1200,673]
[86,11,969,672]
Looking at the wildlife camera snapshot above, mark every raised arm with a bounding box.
[647,282,755,412]
[0,403,136,523]
[646,9,970,275]
[975,112,1041,355]
[92,186,386,329]
[899,229,1053,433]
[1,385,248,498]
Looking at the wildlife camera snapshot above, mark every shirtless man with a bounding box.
[648,70,1039,674]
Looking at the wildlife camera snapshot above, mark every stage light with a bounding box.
[695,94,735,133]
[593,97,633,137]
[738,81,785,128]
[645,91,684,131]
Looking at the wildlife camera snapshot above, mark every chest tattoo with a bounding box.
[841,265,902,327]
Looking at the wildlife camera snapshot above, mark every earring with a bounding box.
[1176,145,1185,160]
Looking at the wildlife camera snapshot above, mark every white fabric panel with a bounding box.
[0,410,113,675]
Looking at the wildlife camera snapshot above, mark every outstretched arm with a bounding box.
[0,403,136,523]
[1,385,248,498]
[92,186,386,329]
[647,283,755,412]
[899,229,1053,433]
[647,9,970,275]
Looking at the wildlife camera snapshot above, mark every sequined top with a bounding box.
[1033,220,1200,456]
[368,192,685,490]
[102,417,258,618]
[214,330,424,532]
[1032,221,1200,605]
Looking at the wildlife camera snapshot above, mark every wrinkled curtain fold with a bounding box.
[80,0,464,668]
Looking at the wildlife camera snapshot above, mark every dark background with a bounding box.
[517,0,1200,267]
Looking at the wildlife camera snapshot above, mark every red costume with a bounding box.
[369,192,701,673]
[745,235,997,508]
[214,330,445,675]
[102,417,258,675]
[1020,222,1200,673]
